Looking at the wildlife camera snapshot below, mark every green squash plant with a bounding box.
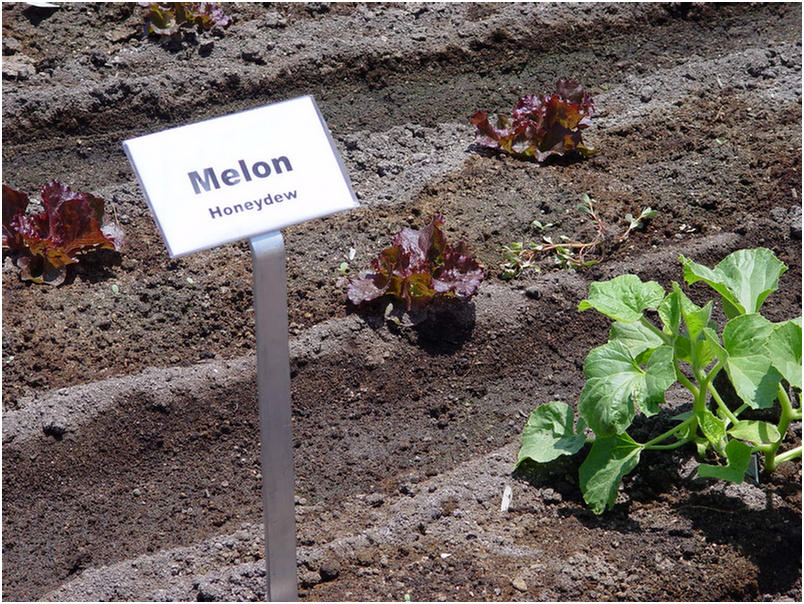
[516,248,802,514]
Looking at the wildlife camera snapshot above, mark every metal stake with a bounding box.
[250,231,298,602]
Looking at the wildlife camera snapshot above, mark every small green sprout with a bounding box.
[111,284,120,297]
[625,207,657,232]
[531,219,555,232]
[500,194,657,278]
[337,247,357,275]
[500,241,541,280]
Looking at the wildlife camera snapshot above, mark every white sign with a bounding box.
[123,96,358,257]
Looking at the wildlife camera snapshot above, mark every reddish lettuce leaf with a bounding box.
[140,2,231,36]
[346,216,484,310]
[2,181,124,285]
[471,79,596,163]
[2,184,29,251]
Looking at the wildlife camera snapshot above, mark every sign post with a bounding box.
[124,96,358,601]
[251,231,297,601]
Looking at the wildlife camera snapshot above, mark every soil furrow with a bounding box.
[2,3,800,601]
[1,232,759,601]
[46,433,799,602]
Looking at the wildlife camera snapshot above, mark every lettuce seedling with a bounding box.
[471,79,596,163]
[2,182,124,286]
[140,2,231,36]
[517,248,802,514]
[345,215,484,310]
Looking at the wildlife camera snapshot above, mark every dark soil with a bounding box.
[2,3,801,602]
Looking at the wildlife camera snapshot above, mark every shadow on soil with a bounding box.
[464,143,593,169]
[677,491,802,595]
[21,4,58,26]
[352,298,477,355]
[515,415,801,596]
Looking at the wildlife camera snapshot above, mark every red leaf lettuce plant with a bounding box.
[471,79,596,163]
[140,2,231,36]
[516,248,801,514]
[345,216,484,311]
[2,182,124,286]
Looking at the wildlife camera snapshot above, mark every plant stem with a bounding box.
[639,317,669,343]
[539,241,598,251]
[641,416,695,449]
[644,439,689,451]
[676,373,700,399]
[706,382,739,426]
[774,445,802,465]
[765,384,797,472]
[692,371,708,416]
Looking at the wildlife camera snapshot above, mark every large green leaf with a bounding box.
[767,318,802,390]
[578,274,666,323]
[729,420,781,445]
[676,284,714,344]
[722,314,782,409]
[674,334,718,371]
[579,341,674,435]
[516,401,587,466]
[680,248,787,318]
[658,285,683,336]
[703,327,726,360]
[696,439,753,483]
[690,336,718,372]
[658,282,713,338]
[609,320,664,358]
[643,345,676,415]
[579,433,642,514]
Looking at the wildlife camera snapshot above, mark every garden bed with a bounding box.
[2,2,801,601]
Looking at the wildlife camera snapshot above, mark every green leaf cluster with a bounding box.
[516,248,802,514]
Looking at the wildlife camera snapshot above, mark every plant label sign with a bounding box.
[123,95,358,257]
[124,95,358,600]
